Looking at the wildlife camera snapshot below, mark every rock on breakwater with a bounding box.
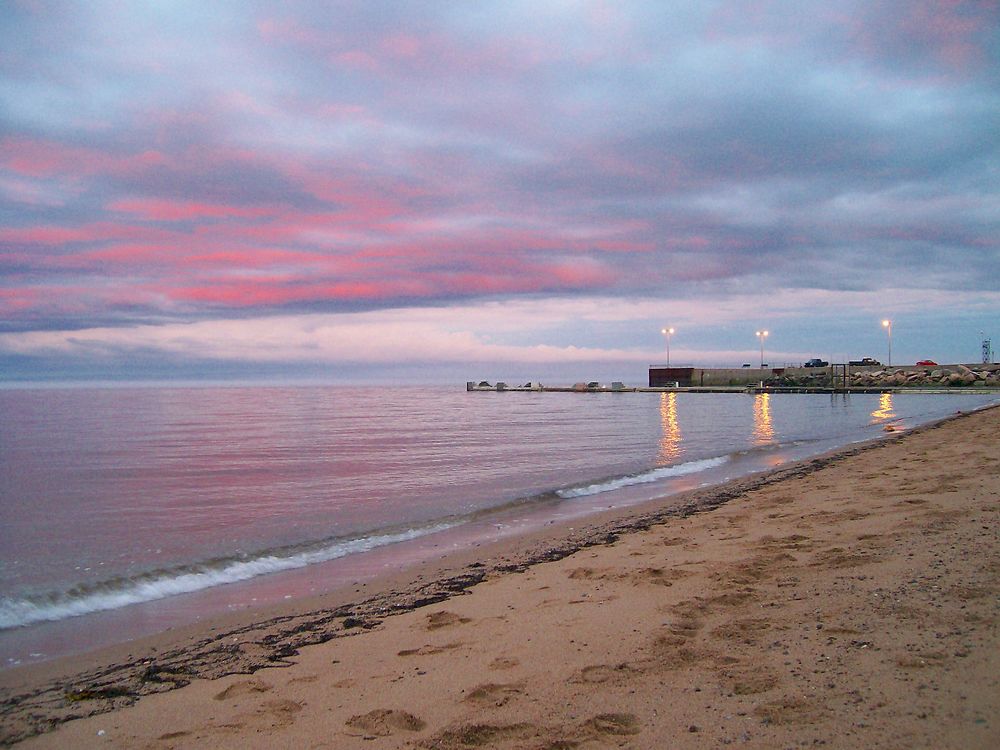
[766,363,1000,390]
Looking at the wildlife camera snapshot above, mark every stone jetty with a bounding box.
[767,363,1000,390]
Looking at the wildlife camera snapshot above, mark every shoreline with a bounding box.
[2,403,998,747]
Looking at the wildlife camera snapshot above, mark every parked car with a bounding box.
[915,360,938,366]
[803,358,829,367]
[848,357,881,366]
[741,363,751,367]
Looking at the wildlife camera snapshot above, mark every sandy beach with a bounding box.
[2,403,998,749]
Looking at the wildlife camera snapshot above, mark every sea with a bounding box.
[1,384,996,668]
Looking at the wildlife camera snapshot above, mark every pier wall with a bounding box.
[649,366,784,387]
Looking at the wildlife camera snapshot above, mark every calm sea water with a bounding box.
[1,385,995,666]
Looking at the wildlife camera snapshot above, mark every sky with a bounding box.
[1,0,998,384]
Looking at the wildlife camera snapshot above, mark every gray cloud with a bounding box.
[0,1,996,377]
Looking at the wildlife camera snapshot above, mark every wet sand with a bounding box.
[2,404,998,748]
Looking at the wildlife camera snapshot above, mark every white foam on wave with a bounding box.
[0,523,456,630]
[555,456,729,499]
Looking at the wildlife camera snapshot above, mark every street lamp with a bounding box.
[882,319,892,367]
[661,327,674,367]
[755,330,769,368]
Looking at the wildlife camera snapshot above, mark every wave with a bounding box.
[555,456,729,499]
[1,455,738,630]
[0,522,456,631]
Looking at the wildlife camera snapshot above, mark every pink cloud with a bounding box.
[380,33,423,59]
[143,250,615,309]
[0,222,177,246]
[108,198,281,222]
[0,288,39,313]
[167,278,422,306]
[0,137,168,178]
[256,17,324,47]
[333,50,382,72]
[884,0,992,72]
[839,1,991,79]
[183,249,333,269]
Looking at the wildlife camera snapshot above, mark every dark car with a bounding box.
[848,357,881,366]
[804,358,829,367]
[915,360,937,366]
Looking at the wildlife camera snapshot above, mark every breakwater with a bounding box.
[468,363,1000,394]
[769,363,1000,389]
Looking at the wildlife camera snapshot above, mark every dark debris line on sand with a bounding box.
[0,406,991,745]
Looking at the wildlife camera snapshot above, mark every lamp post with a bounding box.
[882,319,892,367]
[755,330,769,368]
[661,327,674,367]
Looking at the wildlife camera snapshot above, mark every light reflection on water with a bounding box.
[870,392,896,423]
[657,392,682,464]
[752,393,774,445]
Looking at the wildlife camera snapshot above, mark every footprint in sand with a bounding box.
[809,547,878,569]
[571,663,639,685]
[398,641,463,657]
[632,567,691,586]
[895,652,947,669]
[212,678,272,701]
[463,682,524,707]
[717,664,780,695]
[567,567,602,580]
[215,699,302,734]
[714,551,796,586]
[710,617,772,645]
[756,534,814,551]
[706,590,759,608]
[345,708,426,737]
[651,634,704,670]
[663,601,705,637]
[660,536,687,546]
[582,713,642,736]
[424,610,471,630]
[568,566,690,587]
[488,656,519,671]
[423,722,538,748]
[754,696,825,726]
[260,699,303,725]
[666,616,703,638]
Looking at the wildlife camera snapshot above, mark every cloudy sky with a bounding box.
[1,0,997,383]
